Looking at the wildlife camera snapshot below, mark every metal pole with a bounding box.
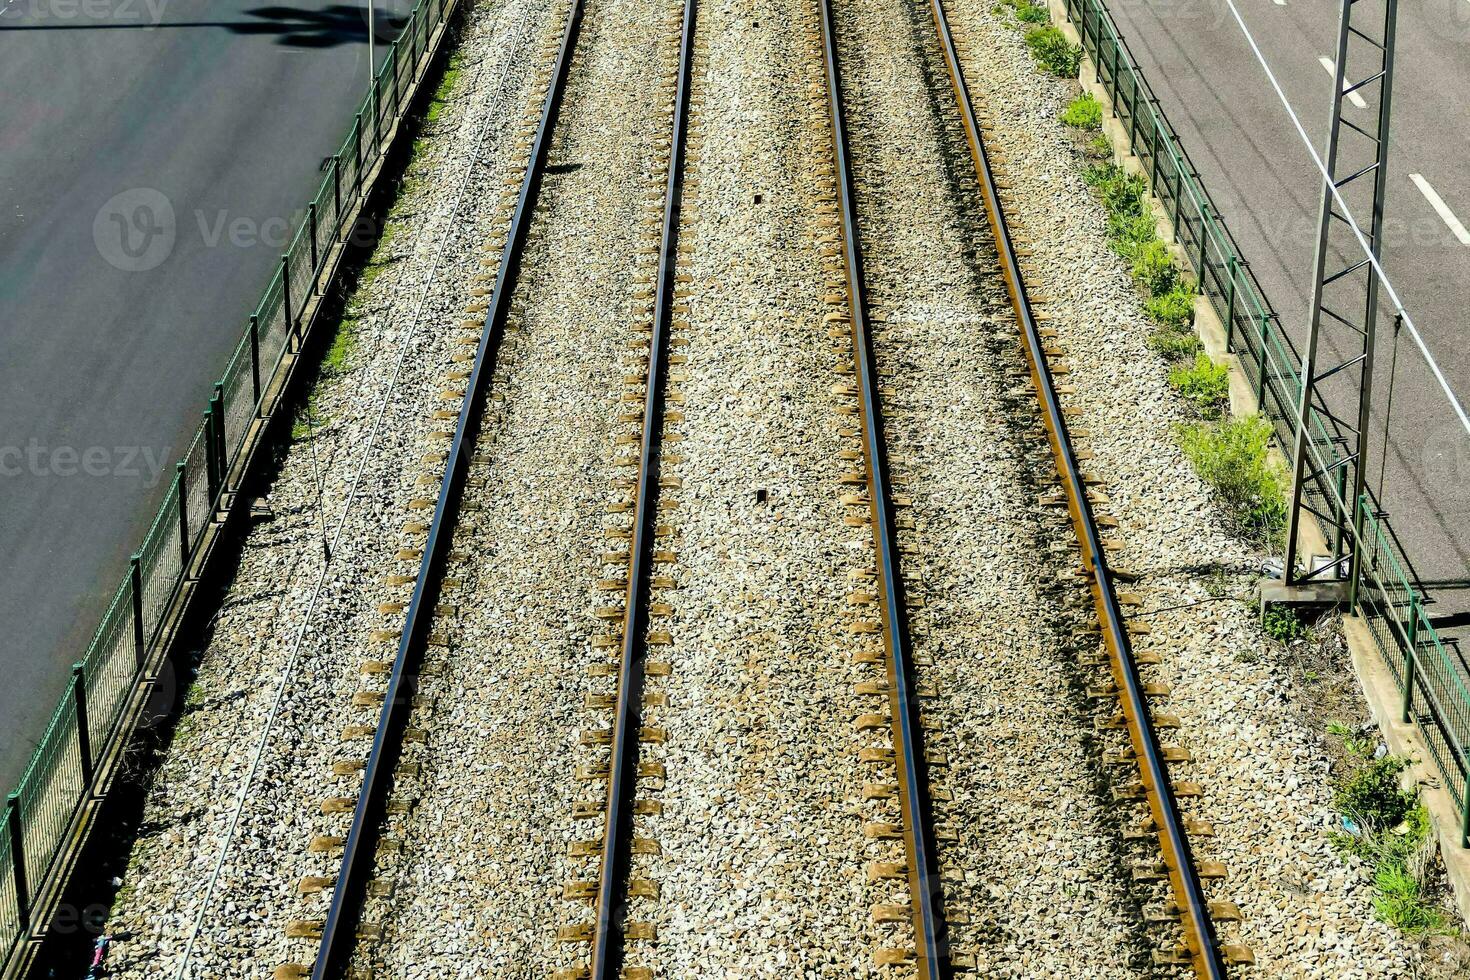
[177,461,191,571]
[281,255,295,348]
[6,794,27,936]
[1257,314,1269,405]
[309,202,320,279]
[72,664,93,787]
[211,383,227,490]
[1401,594,1420,723]
[1224,255,1238,349]
[1347,0,1398,608]
[1284,0,1355,584]
[204,407,221,505]
[249,314,262,410]
[333,155,342,235]
[130,554,146,669]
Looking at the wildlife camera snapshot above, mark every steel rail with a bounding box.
[922,0,1227,975]
[589,0,697,975]
[817,1,951,976]
[308,2,585,976]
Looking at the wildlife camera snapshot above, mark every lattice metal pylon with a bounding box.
[1283,0,1398,598]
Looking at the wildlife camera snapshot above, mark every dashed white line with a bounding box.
[1410,173,1470,246]
[1319,56,1369,108]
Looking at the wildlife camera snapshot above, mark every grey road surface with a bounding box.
[0,0,408,793]
[1097,0,1470,625]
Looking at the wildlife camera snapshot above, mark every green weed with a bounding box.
[1169,353,1229,417]
[1262,604,1311,644]
[1131,239,1177,295]
[1144,282,1196,331]
[1176,414,1288,545]
[1026,26,1082,77]
[1060,93,1102,130]
[1147,328,1200,359]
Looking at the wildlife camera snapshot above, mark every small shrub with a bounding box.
[1060,93,1102,130]
[1336,756,1415,833]
[1131,239,1177,295]
[1087,132,1112,158]
[1169,353,1229,416]
[1176,414,1288,545]
[1145,282,1196,331]
[1262,604,1311,644]
[1026,26,1082,77]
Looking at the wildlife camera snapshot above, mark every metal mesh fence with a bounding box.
[138,480,182,645]
[80,583,136,757]
[0,817,17,961]
[0,0,452,966]
[1066,0,1469,843]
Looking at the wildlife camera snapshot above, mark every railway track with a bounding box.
[285,2,588,976]
[814,0,1247,974]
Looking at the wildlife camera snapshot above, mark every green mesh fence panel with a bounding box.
[0,812,18,961]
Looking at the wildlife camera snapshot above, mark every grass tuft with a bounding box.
[1262,604,1311,644]
[1060,93,1102,130]
[1168,353,1229,417]
[1144,282,1196,332]
[1176,414,1288,545]
[1026,26,1082,77]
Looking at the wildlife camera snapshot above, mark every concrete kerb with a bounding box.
[1048,0,1470,926]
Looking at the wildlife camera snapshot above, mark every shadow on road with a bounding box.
[0,4,407,49]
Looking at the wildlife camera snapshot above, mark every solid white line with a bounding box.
[1319,56,1368,108]
[1410,173,1470,246]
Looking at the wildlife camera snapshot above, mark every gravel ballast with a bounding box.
[95,0,1433,975]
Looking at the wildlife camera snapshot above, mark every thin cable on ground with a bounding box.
[1219,0,1470,441]
[170,20,529,975]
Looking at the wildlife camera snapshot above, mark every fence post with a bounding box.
[1224,256,1239,349]
[1127,74,1139,150]
[1401,594,1420,723]
[1256,314,1270,405]
[204,407,221,505]
[130,553,146,669]
[211,383,226,490]
[354,113,364,202]
[391,45,401,118]
[249,314,262,410]
[6,794,27,936]
[1194,203,1209,279]
[373,78,383,151]
[1148,111,1161,192]
[309,202,319,280]
[281,255,295,349]
[177,461,191,573]
[332,156,342,236]
[72,664,93,787]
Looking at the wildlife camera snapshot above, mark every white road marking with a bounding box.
[1410,173,1470,246]
[1273,0,1286,6]
[1319,56,1369,108]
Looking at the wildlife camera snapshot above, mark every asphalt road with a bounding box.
[0,0,408,794]
[1097,0,1470,626]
